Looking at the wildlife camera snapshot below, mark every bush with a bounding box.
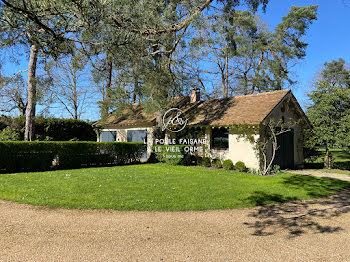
[0,127,20,141]
[270,165,281,174]
[211,158,222,168]
[201,157,211,167]
[0,116,96,141]
[222,159,234,170]
[196,156,203,166]
[248,168,263,175]
[0,141,145,172]
[187,155,198,166]
[234,161,247,172]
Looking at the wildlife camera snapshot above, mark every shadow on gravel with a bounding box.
[244,175,350,238]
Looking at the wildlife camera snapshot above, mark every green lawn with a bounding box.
[0,164,349,211]
[306,148,350,170]
[316,169,350,175]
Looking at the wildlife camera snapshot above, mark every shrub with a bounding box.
[201,157,211,167]
[234,161,247,172]
[187,155,198,166]
[0,116,96,141]
[248,168,263,175]
[270,165,281,174]
[0,127,20,141]
[196,156,203,166]
[211,158,222,168]
[0,141,145,172]
[222,159,234,170]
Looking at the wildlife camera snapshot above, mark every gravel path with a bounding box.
[2,185,350,262]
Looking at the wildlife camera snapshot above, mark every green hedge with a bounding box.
[0,116,96,141]
[0,141,145,172]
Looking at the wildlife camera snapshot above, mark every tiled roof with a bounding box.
[184,90,291,126]
[97,103,157,128]
[98,90,293,128]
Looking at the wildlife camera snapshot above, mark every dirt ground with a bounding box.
[1,170,350,262]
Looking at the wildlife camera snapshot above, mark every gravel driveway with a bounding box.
[2,183,350,262]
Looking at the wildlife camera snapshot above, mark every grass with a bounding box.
[316,148,350,163]
[316,169,350,175]
[0,163,349,211]
[305,148,350,171]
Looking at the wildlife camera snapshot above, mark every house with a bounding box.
[95,89,310,170]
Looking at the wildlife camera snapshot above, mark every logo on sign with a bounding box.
[162,108,187,133]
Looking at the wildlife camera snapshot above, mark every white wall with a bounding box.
[205,127,260,169]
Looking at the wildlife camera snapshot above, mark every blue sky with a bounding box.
[259,0,350,108]
[2,0,350,120]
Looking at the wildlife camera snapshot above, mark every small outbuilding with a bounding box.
[95,89,310,170]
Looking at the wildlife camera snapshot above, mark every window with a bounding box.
[127,130,148,160]
[127,130,147,143]
[100,131,116,142]
[211,127,229,150]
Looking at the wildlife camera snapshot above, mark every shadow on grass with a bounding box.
[244,175,350,238]
[282,175,350,198]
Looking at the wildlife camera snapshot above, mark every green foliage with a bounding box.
[303,128,320,162]
[222,159,234,170]
[196,156,203,166]
[249,164,282,175]
[269,165,281,175]
[0,126,20,141]
[248,168,263,175]
[321,58,350,88]
[189,5,317,96]
[211,158,222,168]
[0,141,145,172]
[0,0,273,117]
[307,82,350,150]
[35,117,96,141]
[0,116,96,141]
[235,161,247,172]
[201,157,211,167]
[305,148,350,171]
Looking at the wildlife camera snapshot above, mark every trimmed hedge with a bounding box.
[223,159,234,170]
[0,116,96,141]
[211,158,222,168]
[234,161,247,172]
[0,141,145,172]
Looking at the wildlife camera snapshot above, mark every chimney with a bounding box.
[190,89,200,103]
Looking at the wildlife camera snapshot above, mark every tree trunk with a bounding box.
[101,58,113,120]
[223,56,229,98]
[24,44,38,141]
[324,146,332,169]
[132,66,138,103]
[73,70,78,120]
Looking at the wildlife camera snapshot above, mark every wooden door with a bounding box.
[273,129,294,169]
